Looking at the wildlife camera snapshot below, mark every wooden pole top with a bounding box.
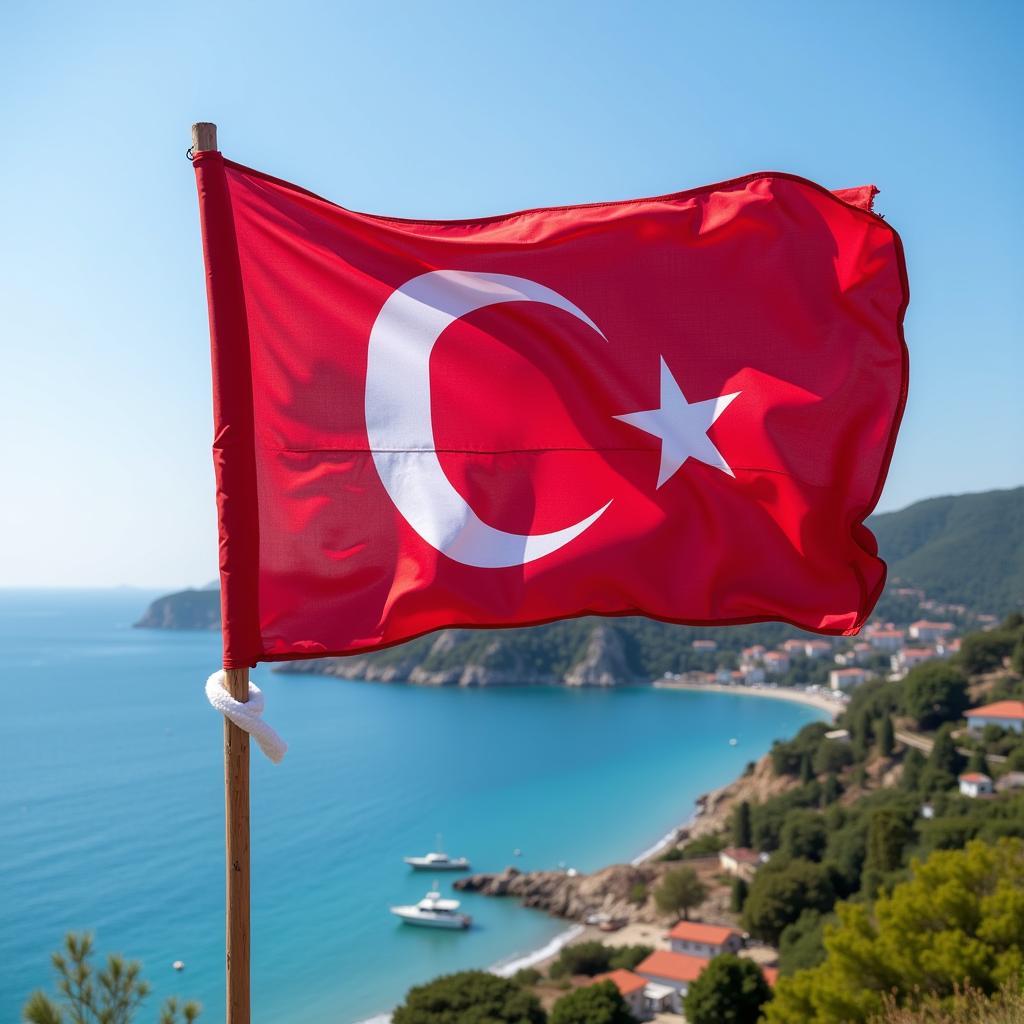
[192,122,218,153]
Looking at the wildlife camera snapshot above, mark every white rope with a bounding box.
[205,670,288,764]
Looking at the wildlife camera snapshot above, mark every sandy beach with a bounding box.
[653,679,843,719]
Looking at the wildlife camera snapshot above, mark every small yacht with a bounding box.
[403,835,470,871]
[390,886,472,930]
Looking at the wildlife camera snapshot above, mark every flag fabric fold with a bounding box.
[192,152,908,669]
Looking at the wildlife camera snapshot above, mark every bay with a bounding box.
[0,590,824,1023]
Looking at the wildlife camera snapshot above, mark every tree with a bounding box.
[822,774,842,806]
[800,751,814,784]
[549,941,613,978]
[899,748,925,792]
[878,715,895,757]
[608,945,653,972]
[861,808,913,896]
[778,909,831,975]
[763,838,1024,1024]
[730,876,749,913]
[814,740,854,776]
[392,970,546,1024]
[23,933,200,1024]
[901,664,969,731]
[683,953,772,1024]
[550,981,636,1024]
[920,724,964,794]
[1013,634,1024,676]
[852,710,873,761]
[654,866,707,921]
[742,859,835,944]
[733,800,753,848]
[966,748,987,774]
[779,809,828,862]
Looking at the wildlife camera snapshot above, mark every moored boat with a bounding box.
[403,835,470,871]
[390,886,472,929]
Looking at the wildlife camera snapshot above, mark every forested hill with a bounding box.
[869,486,1023,615]
[134,486,1022,683]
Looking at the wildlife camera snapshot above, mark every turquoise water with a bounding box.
[0,590,824,1023]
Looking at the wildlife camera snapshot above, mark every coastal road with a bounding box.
[896,729,1007,765]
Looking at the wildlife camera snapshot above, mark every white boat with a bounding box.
[390,886,472,930]
[404,835,470,871]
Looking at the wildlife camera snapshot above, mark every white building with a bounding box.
[958,772,993,798]
[909,620,955,642]
[692,639,718,652]
[719,847,762,879]
[667,921,743,959]
[635,951,710,1013]
[805,640,833,658]
[762,651,791,675]
[891,647,935,673]
[867,627,906,651]
[829,667,869,691]
[965,701,1024,735]
[591,970,653,1020]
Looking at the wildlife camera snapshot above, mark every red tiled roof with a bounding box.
[965,701,1024,721]
[667,921,741,945]
[637,950,710,984]
[592,969,647,996]
[720,847,760,863]
[959,772,991,783]
[762,966,779,987]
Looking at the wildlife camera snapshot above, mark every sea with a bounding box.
[0,589,825,1023]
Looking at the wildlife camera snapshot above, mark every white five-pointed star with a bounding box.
[615,358,740,488]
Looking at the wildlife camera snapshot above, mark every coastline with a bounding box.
[354,684,833,1024]
[653,679,843,719]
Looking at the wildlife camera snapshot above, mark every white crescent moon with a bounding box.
[365,270,612,568]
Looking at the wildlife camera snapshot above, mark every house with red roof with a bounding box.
[959,772,993,798]
[635,950,710,1013]
[892,647,935,673]
[719,846,762,879]
[667,920,743,959]
[866,627,905,651]
[590,969,650,1020]
[965,700,1024,735]
[909,620,955,642]
[829,667,869,691]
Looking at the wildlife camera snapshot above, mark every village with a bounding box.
[492,596,1024,1022]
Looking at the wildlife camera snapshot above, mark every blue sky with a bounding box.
[1,0,1021,588]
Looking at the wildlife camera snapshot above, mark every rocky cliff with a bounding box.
[133,587,220,630]
[275,622,638,687]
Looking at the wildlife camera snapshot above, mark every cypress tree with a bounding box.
[901,747,925,792]
[822,773,841,806]
[800,751,814,785]
[730,876,749,913]
[733,800,753,848]
[878,714,895,757]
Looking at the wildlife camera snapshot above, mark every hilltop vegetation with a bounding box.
[869,486,1024,615]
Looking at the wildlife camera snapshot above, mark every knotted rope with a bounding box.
[205,670,288,764]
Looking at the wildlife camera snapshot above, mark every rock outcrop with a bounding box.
[133,588,220,630]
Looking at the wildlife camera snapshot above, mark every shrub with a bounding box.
[392,970,545,1024]
[742,858,835,944]
[683,953,773,1024]
[550,981,636,1024]
[23,933,200,1024]
[549,941,613,979]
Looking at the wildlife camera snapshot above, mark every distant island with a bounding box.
[133,486,1023,686]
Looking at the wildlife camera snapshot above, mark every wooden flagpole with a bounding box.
[191,120,252,1024]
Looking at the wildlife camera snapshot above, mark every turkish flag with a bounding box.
[193,152,908,669]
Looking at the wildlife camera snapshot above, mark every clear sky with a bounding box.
[1,0,1021,588]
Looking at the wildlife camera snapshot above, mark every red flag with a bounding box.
[193,153,908,669]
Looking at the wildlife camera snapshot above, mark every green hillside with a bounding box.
[868,486,1024,615]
